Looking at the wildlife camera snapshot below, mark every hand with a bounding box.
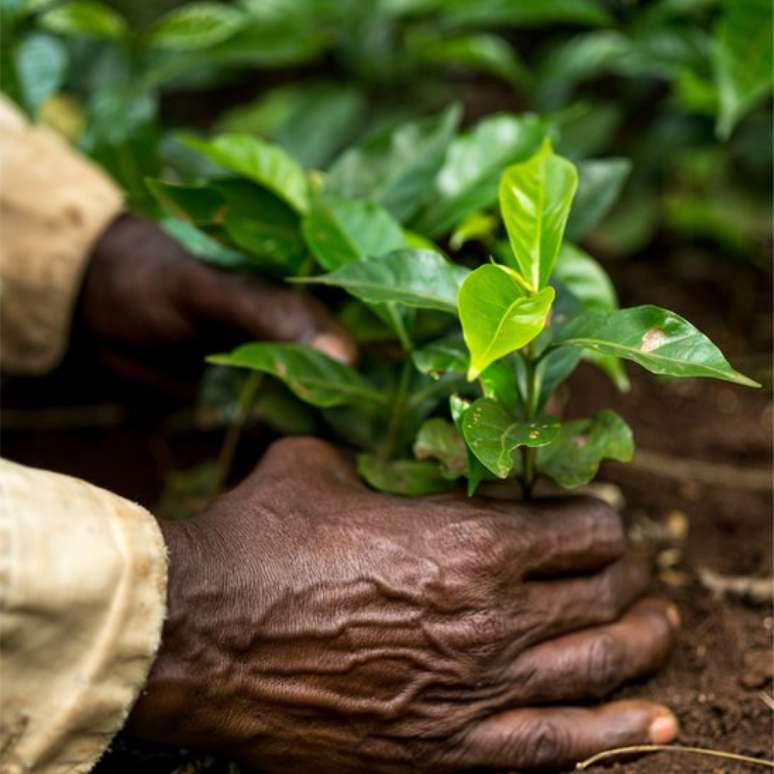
[75,215,355,384]
[129,437,679,772]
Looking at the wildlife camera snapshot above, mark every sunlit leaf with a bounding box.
[500,139,578,290]
[538,409,633,488]
[458,264,555,379]
[147,3,246,50]
[461,397,560,478]
[208,343,386,407]
[39,1,127,38]
[554,305,760,387]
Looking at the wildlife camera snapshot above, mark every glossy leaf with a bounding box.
[412,335,468,378]
[449,395,488,496]
[302,196,406,272]
[566,158,631,241]
[462,397,560,479]
[714,0,773,138]
[39,1,127,38]
[538,410,633,488]
[208,343,386,408]
[299,249,469,314]
[535,346,583,410]
[500,139,578,290]
[183,133,309,213]
[147,3,246,50]
[325,104,461,223]
[554,244,617,311]
[413,113,549,238]
[14,33,67,114]
[160,218,249,269]
[479,359,523,416]
[458,264,555,379]
[413,418,467,478]
[146,178,225,224]
[357,455,456,496]
[554,305,759,387]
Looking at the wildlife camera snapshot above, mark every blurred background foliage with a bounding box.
[1,0,771,268]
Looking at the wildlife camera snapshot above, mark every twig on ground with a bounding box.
[759,692,774,712]
[631,449,772,492]
[698,567,774,605]
[576,744,774,770]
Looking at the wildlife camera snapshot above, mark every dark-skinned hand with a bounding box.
[75,215,355,391]
[129,437,679,772]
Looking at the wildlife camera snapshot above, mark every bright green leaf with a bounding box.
[147,3,246,51]
[208,343,386,408]
[413,418,468,478]
[413,113,549,238]
[554,244,617,311]
[183,133,309,213]
[538,409,633,488]
[462,397,560,479]
[554,305,760,387]
[450,211,498,250]
[357,454,456,496]
[499,139,578,290]
[298,249,469,314]
[458,264,555,379]
[325,104,461,223]
[39,1,127,38]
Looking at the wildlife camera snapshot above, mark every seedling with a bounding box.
[148,114,758,499]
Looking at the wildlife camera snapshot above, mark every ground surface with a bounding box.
[2,251,771,773]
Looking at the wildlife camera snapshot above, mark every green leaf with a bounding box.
[499,139,578,290]
[147,3,246,51]
[413,418,468,478]
[413,113,549,238]
[554,244,617,311]
[146,179,225,224]
[538,409,633,488]
[554,306,760,387]
[479,359,523,416]
[450,211,497,250]
[208,343,386,408]
[14,33,67,114]
[183,133,309,213]
[160,217,249,269]
[461,397,560,479]
[714,0,773,139]
[566,158,631,241]
[449,395,488,496]
[325,104,461,223]
[357,455,456,496]
[412,335,468,378]
[39,1,127,38]
[458,264,555,379]
[298,249,469,314]
[301,196,406,272]
[535,346,583,409]
[438,0,612,28]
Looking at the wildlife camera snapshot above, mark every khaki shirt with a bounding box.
[0,95,168,774]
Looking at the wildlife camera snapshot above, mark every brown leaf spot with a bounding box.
[573,434,589,448]
[641,327,667,353]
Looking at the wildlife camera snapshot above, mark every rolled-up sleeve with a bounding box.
[0,95,123,375]
[0,459,168,774]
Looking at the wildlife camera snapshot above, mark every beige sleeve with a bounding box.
[0,459,168,774]
[0,95,123,375]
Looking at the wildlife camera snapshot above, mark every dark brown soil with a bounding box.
[2,251,771,773]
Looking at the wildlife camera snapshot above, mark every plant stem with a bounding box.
[521,343,540,499]
[214,371,262,494]
[381,358,412,461]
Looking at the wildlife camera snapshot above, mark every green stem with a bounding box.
[521,343,540,499]
[381,358,412,460]
[214,371,262,494]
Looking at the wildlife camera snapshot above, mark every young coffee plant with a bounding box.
[147,107,758,499]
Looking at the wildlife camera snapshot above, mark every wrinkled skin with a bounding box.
[129,437,678,772]
[76,215,355,389]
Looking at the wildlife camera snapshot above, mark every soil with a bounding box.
[1,250,771,773]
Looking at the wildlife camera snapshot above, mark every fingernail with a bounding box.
[649,712,678,744]
[666,604,681,630]
[311,333,353,364]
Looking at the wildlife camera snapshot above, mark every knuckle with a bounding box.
[518,718,571,768]
[585,632,625,695]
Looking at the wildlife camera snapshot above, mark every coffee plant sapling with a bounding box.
[147,112,759,499]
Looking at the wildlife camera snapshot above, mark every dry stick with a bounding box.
[631,449,772,492]
[760,692,774,712]
[214,371,262,494]
[576,745,774,770]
